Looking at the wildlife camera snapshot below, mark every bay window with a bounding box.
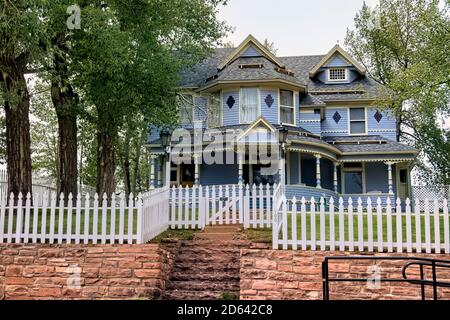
[240,88,260,123]
[280,90,295,125]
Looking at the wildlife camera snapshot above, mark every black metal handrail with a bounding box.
[322,256,450,300]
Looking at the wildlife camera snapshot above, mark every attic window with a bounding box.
[239,64,263,69]
[328,68,348,82]
[275,67,295,76]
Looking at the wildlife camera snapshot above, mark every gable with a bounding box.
[324,54,353,68]
[309,45,366,77]
[218,35,285,70]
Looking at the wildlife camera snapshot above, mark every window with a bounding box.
[343,162,364,194]
[178,94,194,125]
[207,92,221,128]
[328,68,348,82]
[280,90,295,125]
[349,108,366,134]
[240,88,260,123]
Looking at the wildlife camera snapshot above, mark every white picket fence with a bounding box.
[273,196,450,254]
[169,184,275,230]
[0,187,170,245]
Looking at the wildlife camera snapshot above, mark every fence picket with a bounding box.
[238,184,244,224]
[211,186,216,226]
[252,184,257,228]
[66,194,73,244]
[205,186,210,226]
[92,193,99,244]
[177,186,182,229]
[414,198,422,253]
[329,197,335,251]
[444,199,449,254]
[424,198,431,253]
[301,197,307,250]
[32,194,40,243]
[184,187,189,228]
[367,198,373,252]
[171,187,176,229]
[348,198,354,252]
[319,198,325,251]
[7,193,14,243]
[101,194,108,244]
[15,193,23,243]
[110,194,116,243]
[265,185,271,228]
[376,198,383,252]
[0,192,6,243]
[386,197,393,253]
[396,198,403,253]
[49,193,56,244]
[119,193,125,244]
[218,186,223,225]
[232,185,237,225]
[23,193,31,244]
[291,197,298,250]
[310,197,316,251]
[282,199,288,250]
[57,193,65,244]
[339,198,345,252]
[128,193,134,244]
[357,198,364,252]
[136,195,143,244]
[434,199,440,253]
[83,193,91,244]
[192,186,197,229]
[258,185,264,228]
[405,198,412,253]
[75,194,81,244]
[225,185,230,225]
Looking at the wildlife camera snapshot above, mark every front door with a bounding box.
[397,165,409,200]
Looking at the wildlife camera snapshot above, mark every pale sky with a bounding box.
[218,0,379,56]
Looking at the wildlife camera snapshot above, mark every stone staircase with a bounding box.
[164,240,251,300]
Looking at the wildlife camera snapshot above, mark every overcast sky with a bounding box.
[218,0,379,56]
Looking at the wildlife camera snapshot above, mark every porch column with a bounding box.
[238,153,244,184]
[150,155,157,190]
[194,154,200,186]
[315,154,322,189]
[387,162,394,195]
[333,162,339,193]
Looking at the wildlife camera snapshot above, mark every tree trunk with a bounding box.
[3,68,32,198]
[96,109,117,197]
[51,82,78,198]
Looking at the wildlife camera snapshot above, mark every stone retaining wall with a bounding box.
[0,244,176,300]
[240,250,450,300]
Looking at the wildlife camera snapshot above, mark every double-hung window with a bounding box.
[240,88,260,123]
[280,90,295,125]
[349,108,366,134]
[178,94,194,125]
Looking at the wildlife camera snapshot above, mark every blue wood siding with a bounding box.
[367,108,397,140]
[322,107,349,136]
[241,45,262,58]
[365,162,389,193]
[324,55,352,67]
[222,91,239,126]
[194,96,207,128]
[260,89,278,123]
[299,113,321,135]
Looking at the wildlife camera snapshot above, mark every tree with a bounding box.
[0,0,47,196]
[263,38,278,55]
[345,0,450,184]
[71,0,230,196]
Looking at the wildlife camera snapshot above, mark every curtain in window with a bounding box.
[241,88,259,123]
[280,90,294,124]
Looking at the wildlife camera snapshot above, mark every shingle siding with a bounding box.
[322,107,349,136]
[222,91,240,126]
[367,108,397,141]
[241,45,262,58]
[260,89,278,123]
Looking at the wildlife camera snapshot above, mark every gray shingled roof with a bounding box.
[323,135,418,154]
[179,49,384,100]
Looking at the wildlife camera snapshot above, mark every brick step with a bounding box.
[174,255,239,264]
[172,262,239,272]
[178,240,251,248]
[169,271,240,282]
[176,247,242,255]
[164,290,235,300]
[166,280,240,292]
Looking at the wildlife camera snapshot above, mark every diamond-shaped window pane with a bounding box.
[226,96,235,109]
[333,111,342,124]
[265,94,274,108]
[374,110,383,123]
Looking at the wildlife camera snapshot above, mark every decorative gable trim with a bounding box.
[218,35,285,70]
[309,45,366,77]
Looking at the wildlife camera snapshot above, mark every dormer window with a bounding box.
[328,68,348,82]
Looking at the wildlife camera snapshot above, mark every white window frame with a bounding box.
[279,89,296,126]
[239,87,261,124]
[348,107,368,135]
[327,68,348,82]
[207,91,222,128]
[178,93,195,125]
[341,162,366,194]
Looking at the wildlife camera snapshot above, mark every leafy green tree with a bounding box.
[0,0,47,196]
[345,0,450,184]
[263,38,278,55]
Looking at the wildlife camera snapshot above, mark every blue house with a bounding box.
[149,35,418,203]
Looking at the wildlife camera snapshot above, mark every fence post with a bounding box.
[136,195,143,244]
[272,201,278,250]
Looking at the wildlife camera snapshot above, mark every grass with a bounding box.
[1,209,138,236]
[245,211,448,244]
